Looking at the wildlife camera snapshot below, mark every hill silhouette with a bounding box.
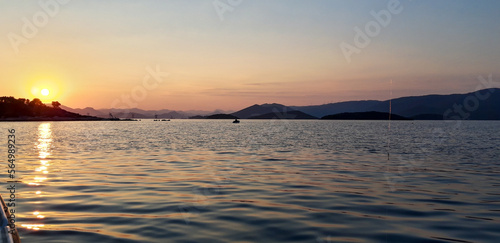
[367,89,500,119]
[291,100,381,118]
[321,111,411,120]
[0,97,110,121]
[206,114,239,119]
[248,110,317,119]
[231,103,293,119]
[293,89,500,119]
[188,114,239,119]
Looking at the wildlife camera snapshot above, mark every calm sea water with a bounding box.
[1,120,499,243]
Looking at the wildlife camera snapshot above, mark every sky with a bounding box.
[1,0,499,111]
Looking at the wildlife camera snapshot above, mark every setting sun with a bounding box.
[27,77,66,103]
[41,89,50,96]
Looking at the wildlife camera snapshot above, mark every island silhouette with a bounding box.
[321,111,410,120]
[0,97,117,121]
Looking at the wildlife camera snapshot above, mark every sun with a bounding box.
[41,89,50,96]
[28,78,65,103]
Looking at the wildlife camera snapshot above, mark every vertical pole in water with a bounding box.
[387,80,392,161]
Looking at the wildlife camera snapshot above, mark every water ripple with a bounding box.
[0,120,498,242]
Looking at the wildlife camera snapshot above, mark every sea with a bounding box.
[1,120,499,243]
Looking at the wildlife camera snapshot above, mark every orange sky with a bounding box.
[1,1,499,111]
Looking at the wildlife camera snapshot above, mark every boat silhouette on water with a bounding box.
[233,119,240,123]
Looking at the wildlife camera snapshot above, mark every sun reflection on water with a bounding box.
[21,224,45,231]
[23,123,53,231]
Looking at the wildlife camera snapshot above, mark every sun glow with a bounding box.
[41,89,50,96]
[31,85,55,102]
[28,77,65,103]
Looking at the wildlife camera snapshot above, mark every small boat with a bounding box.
[233,119,240,123]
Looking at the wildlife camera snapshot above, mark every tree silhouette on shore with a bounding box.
[0,96,81,118]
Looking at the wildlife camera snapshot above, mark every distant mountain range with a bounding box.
[63,88,500,120]
[321,111,410,120]
[60,106,234,119]
[290,101,382,118]
[293,88,500,120]
[248,110,317,119]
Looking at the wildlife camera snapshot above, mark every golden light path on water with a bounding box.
[22,123,51,231]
